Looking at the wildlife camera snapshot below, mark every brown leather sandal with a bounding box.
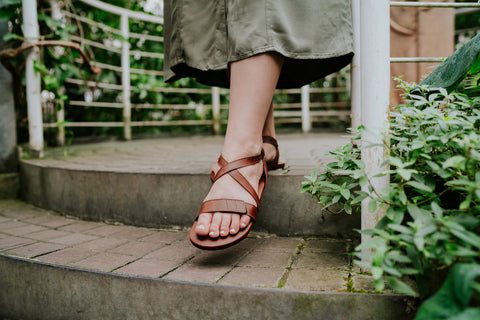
[190,153,267,250]
[262,136,285,170]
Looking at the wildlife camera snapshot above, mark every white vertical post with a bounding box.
[212,87,221,135]
[360,1,390,242]
[301,85,311,133]
[121,13,131,140]
[22,0,44,157]
[56,100,65,146]
[350,0,361,131]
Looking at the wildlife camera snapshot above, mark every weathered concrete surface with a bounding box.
[0,256,415,320]
[19,134,359,236]
[0,173,19,199]
[0,21,17,173]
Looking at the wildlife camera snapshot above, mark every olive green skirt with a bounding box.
[163,0,353,89]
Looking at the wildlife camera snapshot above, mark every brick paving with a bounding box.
[0,199,373,292]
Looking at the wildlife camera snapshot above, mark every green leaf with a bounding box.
[371,266,383,279]
[407,204,433,223]
[388,223,413,235]
[416,33,480,92]
[340,188,351,200]
[414,264,480,319]
[431,202,443,218]
[2,32,22,41]
[406,181,434,193]
[397,168,414,181]
[442,155,466,170]
[387,277,418,297]
[448,309,480,320]
[368,199,377,212]
[3,0,22,4]
[414,235,425,251]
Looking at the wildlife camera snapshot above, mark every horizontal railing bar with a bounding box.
[274,110,350,117]
[132,104,212,109]
[150,87,213,94]
[69,101,124,108]
[73,59,164,76]
[65,79,123,90]
[79,0,164,24]
[65,11,163,42]
[309,87,348,93]
[65,80,216,94]
[129,50,164,59]
[62,10,120,35]
[391,1,480,8]
[273,102,349,109]
[390,57,444,63]
[70,35,122,54]
[275,89,302,94]
[44,120,214,127]
[70,36,164,59]
[128,32,164,42]
[455,27,480,35]
[456,8,480,15]
[274,87,348,94]
[130,120,213,126]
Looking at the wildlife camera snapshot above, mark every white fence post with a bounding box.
[22,0,44,157]
[301,85,311,133]
[56,100,65,146]
[121,13,132,140]
[360,1,390,242]
[212,86,220,135]
[350,0,361,131]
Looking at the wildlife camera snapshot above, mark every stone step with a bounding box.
[19,133,359,237]
[0,200,414,320]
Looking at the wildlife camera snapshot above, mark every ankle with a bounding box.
[222,138,262,161]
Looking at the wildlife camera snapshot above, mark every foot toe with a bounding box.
[240,215,251,229]
[220,213,231,237]
[196,213,212,236]
[208,212,223,238]
[230,214,240,235]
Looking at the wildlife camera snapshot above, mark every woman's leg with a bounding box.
[195,53,284,238]
[262,101,279,163]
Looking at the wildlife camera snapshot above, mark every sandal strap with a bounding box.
[262,136,279,149]
[213,154,262,181]
[197,199,258,221]
[209,153,266,208]
[211,154,263,207]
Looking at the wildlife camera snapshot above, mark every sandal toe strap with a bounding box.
[197,199,258,221]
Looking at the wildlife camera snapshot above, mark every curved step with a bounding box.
[0,200,414,320]
[20,133,359,236]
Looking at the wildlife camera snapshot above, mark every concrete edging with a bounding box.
[0,254,414,320]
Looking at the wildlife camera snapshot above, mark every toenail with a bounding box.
[209,231,215,236]
[230,228,236,233]
[197,225,205,230]
[241,223,246,228]
[220,230,227,235]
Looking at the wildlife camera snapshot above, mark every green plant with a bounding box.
[301,33,480,316]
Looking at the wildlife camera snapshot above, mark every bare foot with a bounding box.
[195,152,264,238]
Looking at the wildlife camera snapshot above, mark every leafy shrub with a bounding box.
[301,34,480,316]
